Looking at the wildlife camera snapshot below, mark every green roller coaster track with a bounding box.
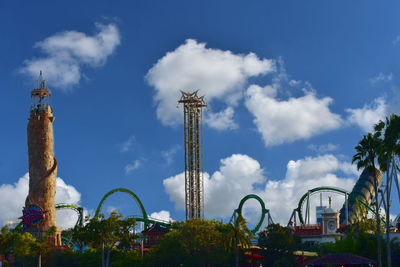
[95,188,147,219]
[56,203,83,226]
[95,188,172,230]
[232,194,270,235]
[297,186,348,225]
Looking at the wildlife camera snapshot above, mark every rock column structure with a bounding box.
[24,71,61,246]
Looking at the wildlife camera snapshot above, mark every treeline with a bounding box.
[2,211,400,266]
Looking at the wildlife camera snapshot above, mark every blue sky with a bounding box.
[1,0,399,228]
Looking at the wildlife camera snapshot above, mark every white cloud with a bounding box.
[146,39,275,128]
[369,73,393,85]
[55,177,83,229]
[55,177,81,204]
[346,97,387,132]
[204,107,237,130]
[245,84,343,146]
[20,22,120,89]
[150,210,174,222]
[161,145,180,165]
[0,173,82,229]
[163,154,264,217]
[120,135,135,153]
[308,144,339,154]
[162,173,187,211]
[124,159,142,174]
[163,154,357,225]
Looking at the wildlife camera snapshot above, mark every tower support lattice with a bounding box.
[179,91,207,220]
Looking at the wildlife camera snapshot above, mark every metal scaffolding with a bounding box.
[178,91,207,220]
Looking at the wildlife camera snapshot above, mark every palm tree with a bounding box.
[225,213,252,267]
[374,114,400,267]
[352,132,383,267]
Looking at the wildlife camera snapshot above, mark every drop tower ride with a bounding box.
[179,91,207,220]
[24,71,61,245]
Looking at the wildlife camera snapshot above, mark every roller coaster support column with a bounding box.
[304,190,311,225]
[287,209,298,227]
[266,210,274,225]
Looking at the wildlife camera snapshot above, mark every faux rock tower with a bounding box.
[24,71,61,246]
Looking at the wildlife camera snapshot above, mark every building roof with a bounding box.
[142,222,169,235]
[305,253,376,266]
[295,225,322,236]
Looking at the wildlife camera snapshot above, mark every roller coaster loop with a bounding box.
[94,188,150,229]
[230,194,273,235]
[296,186,348,225]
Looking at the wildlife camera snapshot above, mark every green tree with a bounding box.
[320,198,389,262]
[321,227,379,260]
[0,226,13,258]
[32,226,57,267]
[83,211,137,267]
[221,214,252,267]
[12,231,38,266]
[109,250,142,267]
[146,219,235,266]
[375,113,400,267]
[258,224,296,267]
[115,216,138,252]
[10,227,55,267]
[71,223,88,253]
[350,199,381,234]
[352,132,383,267]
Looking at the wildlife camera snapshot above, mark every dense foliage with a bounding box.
[257,224,297,267]
[145,218,252,266]
[0,216,254,266]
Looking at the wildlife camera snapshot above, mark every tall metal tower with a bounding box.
[178,91,207,220]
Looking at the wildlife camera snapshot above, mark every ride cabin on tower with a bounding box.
[179,91,207,220]
[23,71,61,246]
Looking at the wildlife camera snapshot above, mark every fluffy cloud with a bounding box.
[163,154,357,225]
[204,107,237,130]
[245,84,343,146]
[146,39,275,128]
[20,23,120,89]
[346,97,387,132]
[0,173,82,229]
[163,154,264,217]
[150,210,174,222]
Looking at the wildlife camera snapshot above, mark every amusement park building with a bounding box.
[295,203,342,244]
